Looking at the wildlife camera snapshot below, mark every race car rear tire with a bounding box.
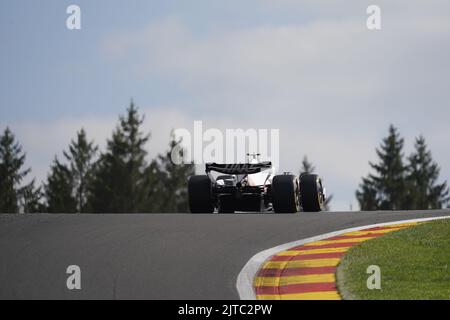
[188,175,214,213]
[272,174,300,213]
[300,173,324,212]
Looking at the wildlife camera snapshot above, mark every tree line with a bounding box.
[0,102,195,213]
[298,125,449,211]
[356,125,449,210]
[0,103,448,213]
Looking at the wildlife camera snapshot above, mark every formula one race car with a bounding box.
[188,155,326,213]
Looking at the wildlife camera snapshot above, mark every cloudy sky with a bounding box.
[1,0,450,211]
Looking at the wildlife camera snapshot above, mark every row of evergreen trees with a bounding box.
[356,125,449,210]
[1,104,448,213]
[0,102,195,213]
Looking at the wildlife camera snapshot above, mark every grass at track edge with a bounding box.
[336,219,450,300]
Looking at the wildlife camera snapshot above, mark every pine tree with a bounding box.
[21,179,44,213]
[0,128,24,213]
[44,129,97,213]
[0,127,38,213]
[0,128,30,213]
[63,129,98,212]
[140,159,166,212]
[356,125,406,210]
[355,177,379,210]
[88,102,150,213]
[405,136,449,209]
[149,133,195,213]
[45,157,77,213]
[299,155,333,210]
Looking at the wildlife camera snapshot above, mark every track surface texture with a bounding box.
[0,210,449,299]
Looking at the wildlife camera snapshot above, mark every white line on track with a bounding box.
[236,215,450,300]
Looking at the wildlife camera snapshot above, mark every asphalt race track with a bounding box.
[1,210,449,299]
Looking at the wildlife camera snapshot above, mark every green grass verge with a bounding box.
[336,218,450,300]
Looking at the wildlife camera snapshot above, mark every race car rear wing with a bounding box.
[205,162,272,174]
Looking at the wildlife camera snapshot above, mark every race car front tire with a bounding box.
[188,175,214,213]
[272,174,300,213]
